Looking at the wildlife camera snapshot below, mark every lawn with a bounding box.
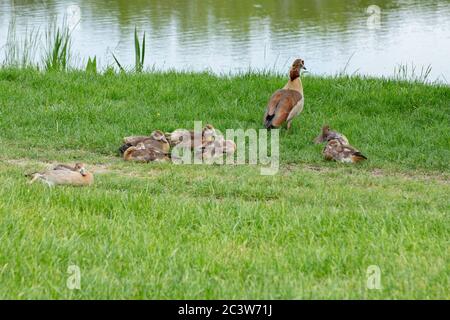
[0,68,448,299]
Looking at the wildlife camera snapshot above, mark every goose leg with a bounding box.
[287,120,293,131]
[28,173,42,184]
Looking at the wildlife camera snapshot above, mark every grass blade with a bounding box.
[141,32,146,70]
[112,53,125,72]
[134,27,141,72]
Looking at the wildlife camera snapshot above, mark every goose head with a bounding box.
[290,58,306,80]
[314,125,331,144]
[202,124,216,142]
[74,163,88,176]
[150,130,169,144]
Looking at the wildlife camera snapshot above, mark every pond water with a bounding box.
[0,0,449,81]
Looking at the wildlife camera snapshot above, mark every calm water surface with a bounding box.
[0,0,449,81]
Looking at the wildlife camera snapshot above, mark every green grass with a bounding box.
[0,68,448,299]
[43,23,71,72]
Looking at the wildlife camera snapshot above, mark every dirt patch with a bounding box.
[2,158,171,179]
[280,162,449,184]
[2,158,449,184]
[2,158,115,174]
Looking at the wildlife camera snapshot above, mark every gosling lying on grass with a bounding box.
[323,139,367,163]
[120,130,170,155]
[195,135,237,161]
[123,142,170,163]
[27,163,94,187]
[313,125,366,163]
[165,124,216,148]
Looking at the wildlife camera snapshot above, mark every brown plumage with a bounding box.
[323,139,367,163]
[195,136,236,161]
[123,143,170,162]
[52,163,85,172]
[166,124,217,148]
[140,130,170,153]
[263,59,306,130]
[314,125,349,145]
[123,135,150,145]
[27,164,94,187]
[120,130,170,154]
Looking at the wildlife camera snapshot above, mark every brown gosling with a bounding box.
[323,139,367,163]
[123,142,170,163]
[120,130,170,155]
[195,135,236,161]
[27,163,94,187]
[166,124,217,149]
[141,130,170,153]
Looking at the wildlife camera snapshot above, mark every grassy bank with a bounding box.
[0,68,449,299]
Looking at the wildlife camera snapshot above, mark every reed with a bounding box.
[0,21,443,85]
[111,27,146,73]
[394,63,433,83]
[134,27,146,72]
[111,53,125,72]
[86,56,97,73]
[43,21,72,71]
[3,19,40,68]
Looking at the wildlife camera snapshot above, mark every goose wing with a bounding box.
[123,135,150,145]
[263,89,302,128]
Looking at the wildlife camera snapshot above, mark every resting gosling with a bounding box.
[196,136,236,161]
[27,163,94,187]
[166,124,217,148]
[123,142,170,162]
[263,59,306,130]
[53,162,85,172]
[141,130,170,153]
[323,139,367,163]
[120,130,170,154]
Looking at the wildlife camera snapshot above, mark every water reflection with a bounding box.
[0,0,449,80]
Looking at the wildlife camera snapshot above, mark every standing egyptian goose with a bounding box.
[314,125,349,145]
[263,59,306,130]
[323,139,367,163]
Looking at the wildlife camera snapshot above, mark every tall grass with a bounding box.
[112,27,146,72]
[3,19,40,68]
[0,20,444,85]
[85,56,97,73]
[134,27,146,72]
[394,63,433,83]
[43,21,72,71]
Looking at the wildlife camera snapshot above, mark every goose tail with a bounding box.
[123,147,136,161]
[119,143,133,155]
[352,152,367,162]
[264,114,275,129]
